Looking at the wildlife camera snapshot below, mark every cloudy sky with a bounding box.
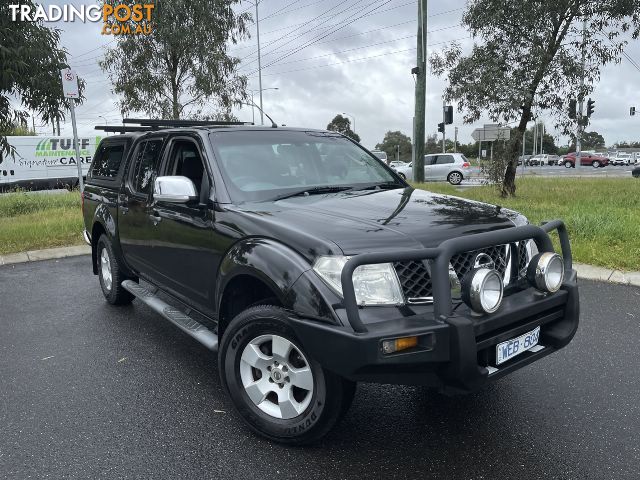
[42,0,640,149]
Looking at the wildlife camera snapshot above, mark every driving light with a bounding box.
[313,256,404,305]
[461,268,504,314]
[527,252,564,293]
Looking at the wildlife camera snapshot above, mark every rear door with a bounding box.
[432,154,455,180]
[118,136,166,274]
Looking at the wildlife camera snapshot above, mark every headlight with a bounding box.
[527,252,564,292]
[313,256,404,305]
[461,268,504,314]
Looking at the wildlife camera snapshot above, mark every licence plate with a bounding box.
[496,326,540,365]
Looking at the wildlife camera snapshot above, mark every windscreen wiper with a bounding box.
[350,181,403,192]
[271,185,353,201]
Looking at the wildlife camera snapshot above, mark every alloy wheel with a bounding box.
[100,248,112,292]
[239,334,314,420]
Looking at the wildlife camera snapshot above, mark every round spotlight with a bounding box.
[527,252,564,292]
[461,268,504,314]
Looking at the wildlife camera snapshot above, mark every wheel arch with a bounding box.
[90,203,130,277]
[216,238,329,337]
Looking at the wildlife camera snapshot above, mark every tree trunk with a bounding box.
[171,82,179,120]
[501,106,531,197]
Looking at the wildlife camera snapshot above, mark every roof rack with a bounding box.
[94,118,254,133]
[123,118,253,127]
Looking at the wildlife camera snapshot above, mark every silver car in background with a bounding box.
[371,150,388,163]
[395,153,471,185]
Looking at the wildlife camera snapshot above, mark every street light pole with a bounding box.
[98,115,108,135]
[255,0,264,125]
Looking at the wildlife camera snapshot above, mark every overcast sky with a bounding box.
[45,0,640,149]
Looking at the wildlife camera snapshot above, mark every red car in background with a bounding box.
[562,152,609,168]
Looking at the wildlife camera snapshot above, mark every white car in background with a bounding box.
[395,153,471,185]
[371,150,388,163]
[611,152,633,166]
[389,160,408,169]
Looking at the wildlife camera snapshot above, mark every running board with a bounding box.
[121,280,218,352]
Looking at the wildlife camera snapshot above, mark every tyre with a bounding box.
[219,305,356,445]
[564,161,573,168]
[97,235,134,305]
[398,172,407,180]
[447,171,463,185]
[592,160,600,168]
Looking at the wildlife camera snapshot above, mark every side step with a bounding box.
[122,280,218,352]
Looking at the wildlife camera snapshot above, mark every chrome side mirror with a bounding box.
[154,176,198,203]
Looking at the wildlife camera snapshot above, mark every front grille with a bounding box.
[393,260,432,301]
[394,244,511,303]
[517,241,529,278]
[450,245,509,281]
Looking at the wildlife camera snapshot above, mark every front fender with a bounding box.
[216,238,339,324]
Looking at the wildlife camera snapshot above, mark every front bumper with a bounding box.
[289,220,580,394]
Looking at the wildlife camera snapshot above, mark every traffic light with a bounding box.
[586,98,595,118]
[444,105,454,125]
[631,106,636,116]
[568,99,577,119]
[437,122,445,133]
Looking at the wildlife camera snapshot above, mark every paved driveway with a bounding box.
[1,256,639,479]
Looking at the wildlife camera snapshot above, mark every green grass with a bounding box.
[0,191,84,255]
[412,178,640,271]
[1,179,638,271]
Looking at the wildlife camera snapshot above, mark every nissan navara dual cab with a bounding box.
[82,119,580,445]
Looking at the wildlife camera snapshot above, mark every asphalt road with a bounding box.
[1,256,639,479]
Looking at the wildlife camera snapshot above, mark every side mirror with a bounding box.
[154,176,198,203]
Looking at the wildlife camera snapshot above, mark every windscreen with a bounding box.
[210,130,401,203]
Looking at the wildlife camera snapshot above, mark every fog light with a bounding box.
[461,268,504,314]
[527,252,564,292]
[382,336,418,354]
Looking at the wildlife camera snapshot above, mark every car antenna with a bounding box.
[241,101,278,128]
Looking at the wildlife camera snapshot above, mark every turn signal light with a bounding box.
[382,336,418,354]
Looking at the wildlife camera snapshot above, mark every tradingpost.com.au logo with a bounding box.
[8,2,155,36]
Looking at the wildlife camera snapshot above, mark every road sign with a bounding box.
[60,68,79,99]
[471,124,511,142]
[60,68,83,191]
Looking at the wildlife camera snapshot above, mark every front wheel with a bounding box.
[447,171,463,185]
[219,305,356,445]
[398,172,407,180]
[592,160,601,168]
[564,161,573,168]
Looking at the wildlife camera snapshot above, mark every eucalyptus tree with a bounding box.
[431,0,640,196]
[100,0,251,120]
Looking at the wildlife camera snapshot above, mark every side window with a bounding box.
[436,155,455,165]
[131,139,163,195]
[424,155,437,165]
[163,140,205,194]
[90,142,125,179]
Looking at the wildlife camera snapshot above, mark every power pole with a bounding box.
[540,122,544,154]
[533,122,538,155]
[441,100,446,153]
[255,1,264,125]
[396,144,400,162]
[576,19,587,170]
[412,0,427,182]
[454,126,458,152]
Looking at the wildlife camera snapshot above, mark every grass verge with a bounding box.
[412,177,640,271]
[0,191,83,255]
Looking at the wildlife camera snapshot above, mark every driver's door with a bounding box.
[146,135,220,315]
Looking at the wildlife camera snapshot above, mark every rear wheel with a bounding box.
[220,305,356,445]
[97,235,134,305]
[447,171,463,185]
